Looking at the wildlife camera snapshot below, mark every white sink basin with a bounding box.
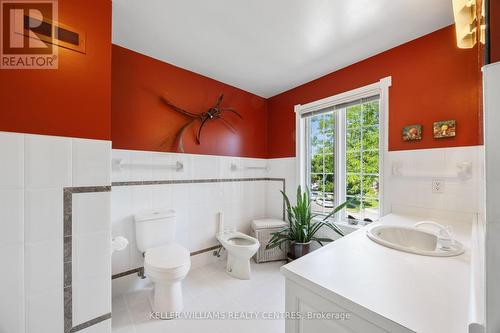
[366,224,465,257]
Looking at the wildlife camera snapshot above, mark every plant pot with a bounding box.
[292,241,312,259]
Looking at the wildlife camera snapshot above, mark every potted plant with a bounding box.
[266,186,346,260]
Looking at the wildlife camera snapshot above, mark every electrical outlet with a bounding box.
[432,179,445,193]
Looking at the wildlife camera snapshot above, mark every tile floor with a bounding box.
[112,260,286,333]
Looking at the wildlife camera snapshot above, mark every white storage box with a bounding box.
[250,218,288,263]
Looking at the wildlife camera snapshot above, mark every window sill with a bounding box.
[313,216,375,231]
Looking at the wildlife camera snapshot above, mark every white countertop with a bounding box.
[281,213,471,333]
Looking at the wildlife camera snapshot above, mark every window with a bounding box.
[297,78,390,221]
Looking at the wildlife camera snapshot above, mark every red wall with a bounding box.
[0,1,112,140]
[111,45,268,158]
[267,25,482,158]
[491,0,500,63]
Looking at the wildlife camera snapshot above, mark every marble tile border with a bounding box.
[110,177,286,280]
[64,186,112,333]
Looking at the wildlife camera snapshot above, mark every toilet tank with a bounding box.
[134,209,176,253]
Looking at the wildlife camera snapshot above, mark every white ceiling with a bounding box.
[112,0,454,98]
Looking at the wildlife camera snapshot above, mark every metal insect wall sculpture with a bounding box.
[161,94,242,152]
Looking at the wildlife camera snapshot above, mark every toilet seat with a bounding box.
[217,231,258,246]
[145,243,190,272]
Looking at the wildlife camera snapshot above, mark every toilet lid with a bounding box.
[145,244,190,270]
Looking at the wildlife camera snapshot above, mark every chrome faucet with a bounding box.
[414,221,455,250]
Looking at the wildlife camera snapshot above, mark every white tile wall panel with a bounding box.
[129,151,153,181]
[0,131,24,189]
[0,189,24,245]
[25,239,63,294]
[151,152,173,180]
[111,246,130,276]
[131,186,153,212]
[24,134,72,189]
[72,139,111,186]
[266,181,285,219]
[73,276,111,326]
[26,288,64,333]
[0,243,24,333]
[111,150,131,182]
[171,183,190,208]
[191,154,218,179]
[167,153,193,180]
[0,242,23,297]
[0,132,112,333]
[111,187,133,238]
[25,188,63,243]
[73,192,111,234]
[0,132,25,333]
[74,232,111,281]
[128,242,144,270]
[150,184,173,209]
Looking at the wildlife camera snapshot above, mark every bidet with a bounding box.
[216,231,260,279]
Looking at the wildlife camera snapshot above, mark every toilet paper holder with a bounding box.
[112,236,129,253]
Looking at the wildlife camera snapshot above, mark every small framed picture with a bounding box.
[433,120,456,138]
[402,124,422,141]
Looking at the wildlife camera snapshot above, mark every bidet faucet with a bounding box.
[414,221,454,250]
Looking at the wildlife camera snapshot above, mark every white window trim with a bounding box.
[294,76,391,218]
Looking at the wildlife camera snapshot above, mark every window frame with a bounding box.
[295,77,391,221]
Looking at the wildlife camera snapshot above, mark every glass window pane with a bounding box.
[324,173,334,193]
[362,198,379,220]
[346,152,361,173]
[346,105,361,128]
[310,174,323,192]
[322,113,335,133]
[310,116,324,154]
[362,175,379,198]
[346,196,361,218]
[346,128,361,151]
[307,110,335,217]
[310,154,324,174]
[311,194,324,213]
[362,151,379,174]
[321,192,334,214]
[362,126,379,150]
[324,154,334,173]
[321,134,334,154]
[362,101,379,126]
[346,175,361,196]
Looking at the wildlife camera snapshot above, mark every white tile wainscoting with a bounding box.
[0,131,112,333]
[0,131,485,333]
[110,146,484,294]
[383,146,484,215]
[110,150,290,296]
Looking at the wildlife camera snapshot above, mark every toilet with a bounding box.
[134,209,190,317]
[217,231,260,280]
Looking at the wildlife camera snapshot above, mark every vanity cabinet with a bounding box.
[284,279,414,333]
